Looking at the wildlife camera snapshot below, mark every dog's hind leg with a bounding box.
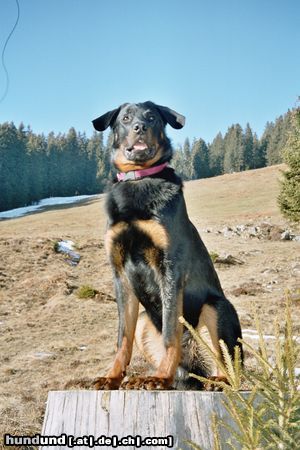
[123,288,183,391]
[134,312,210,390]
[134,311,165,367]
[198,298,243,388]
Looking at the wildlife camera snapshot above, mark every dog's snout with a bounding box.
[133,122,147,134]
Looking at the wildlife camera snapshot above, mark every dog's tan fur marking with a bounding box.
[106,283,139,380]
[144,246,160,269]
[113,147,164,172]
[105,222,128,272]
[135,288,183,383]
[105,222,128,254]
[134,219,169,249]
[106,336,130,380]
[155,341,181,382]
[198,304,225,376]
[135,312,165,367]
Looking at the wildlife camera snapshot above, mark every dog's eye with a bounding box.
[122,115,130,123]
[148,115,155,122]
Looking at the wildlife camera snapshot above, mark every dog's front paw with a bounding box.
[204,375,229,391]
[121,376,173,390]
[93,376,122,390]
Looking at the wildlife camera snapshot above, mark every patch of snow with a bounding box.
[57,240,80,266]
[242,329,300,343]
[0,194,99,220]
[57,240,75,252]
[30,352,55,359]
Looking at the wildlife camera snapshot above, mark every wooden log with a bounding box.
[40,390,248,450]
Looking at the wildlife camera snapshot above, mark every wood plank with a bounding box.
[40,390,246,450]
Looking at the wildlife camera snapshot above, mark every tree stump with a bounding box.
[40,390,247,449]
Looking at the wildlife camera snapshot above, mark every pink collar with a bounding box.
[117,162,168,182]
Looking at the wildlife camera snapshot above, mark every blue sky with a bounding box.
[0,0,299,145]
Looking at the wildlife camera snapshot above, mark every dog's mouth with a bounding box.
[124,139,156,162]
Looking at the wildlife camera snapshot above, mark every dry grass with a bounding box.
[0,164,299,448]
[184,164,286,225]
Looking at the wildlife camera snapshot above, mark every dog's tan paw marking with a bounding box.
[93,377,122,390]
[121,376,172,390]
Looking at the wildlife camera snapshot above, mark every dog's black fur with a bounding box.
[92,101,243,390]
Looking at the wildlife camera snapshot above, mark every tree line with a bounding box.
[172,110,292,180]
[0,123,110,211]
[0,110,293,212]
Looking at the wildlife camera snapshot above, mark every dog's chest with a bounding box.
[105,218,168,272]
[105,178,180,223]
[104,182,174,311]
[105,179,175,269]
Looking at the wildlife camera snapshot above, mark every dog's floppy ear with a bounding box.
[151,102,185,129]
[92,107,121,131]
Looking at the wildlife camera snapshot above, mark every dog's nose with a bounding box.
[133,122,147,134]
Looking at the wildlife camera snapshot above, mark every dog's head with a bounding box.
[92,101,185,172]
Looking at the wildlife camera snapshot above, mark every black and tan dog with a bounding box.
[92,101,243,390]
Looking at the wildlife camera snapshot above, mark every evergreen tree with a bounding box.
[0,122,18,210]
[243,123,254,170]
[266,116,285,165]
[87,131,107,190]
[47,132,64,197]
[191,138,210,179]
[223,124,244,173]
[16,123,31,205]
[260,121,273,165]
[0,122,29,210]
[26,131,48,201]
[171,145,186,179]
[278,108,300,222]
[263,112,292,166]
[209,132,224,176]
[60,128,81,196]
[252,132,266,168]
[182,137,192,179]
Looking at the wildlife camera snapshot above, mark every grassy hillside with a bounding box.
[0,164,285,240]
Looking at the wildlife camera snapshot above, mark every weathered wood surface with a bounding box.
[41,390,246,450]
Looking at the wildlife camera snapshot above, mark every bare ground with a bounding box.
[0,164,299,446]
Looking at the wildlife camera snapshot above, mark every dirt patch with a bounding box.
[230,281,266,296]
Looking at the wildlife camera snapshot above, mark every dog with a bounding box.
[92,101,243,390]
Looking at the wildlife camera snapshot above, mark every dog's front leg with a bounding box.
[154,280,183,385]
[94,276,139,390]
[122,277,183,391]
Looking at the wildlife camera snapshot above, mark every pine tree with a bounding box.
[223,124,244,173]
[267,116,285,165]
[0,122,29,211]
[190,138,210,179]
[171,145,185,179]
[252,132,266,168]
[260,121,274,167]
[243,123,254,170]
[263,112,292,166]
[278,108,300,222]
[182,137,192,179]
[26,131,48,201]
[87,131,107,190]
[47,132,63,197]
[209,132,224,176]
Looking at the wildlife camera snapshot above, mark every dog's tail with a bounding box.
[174,330,212,390]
